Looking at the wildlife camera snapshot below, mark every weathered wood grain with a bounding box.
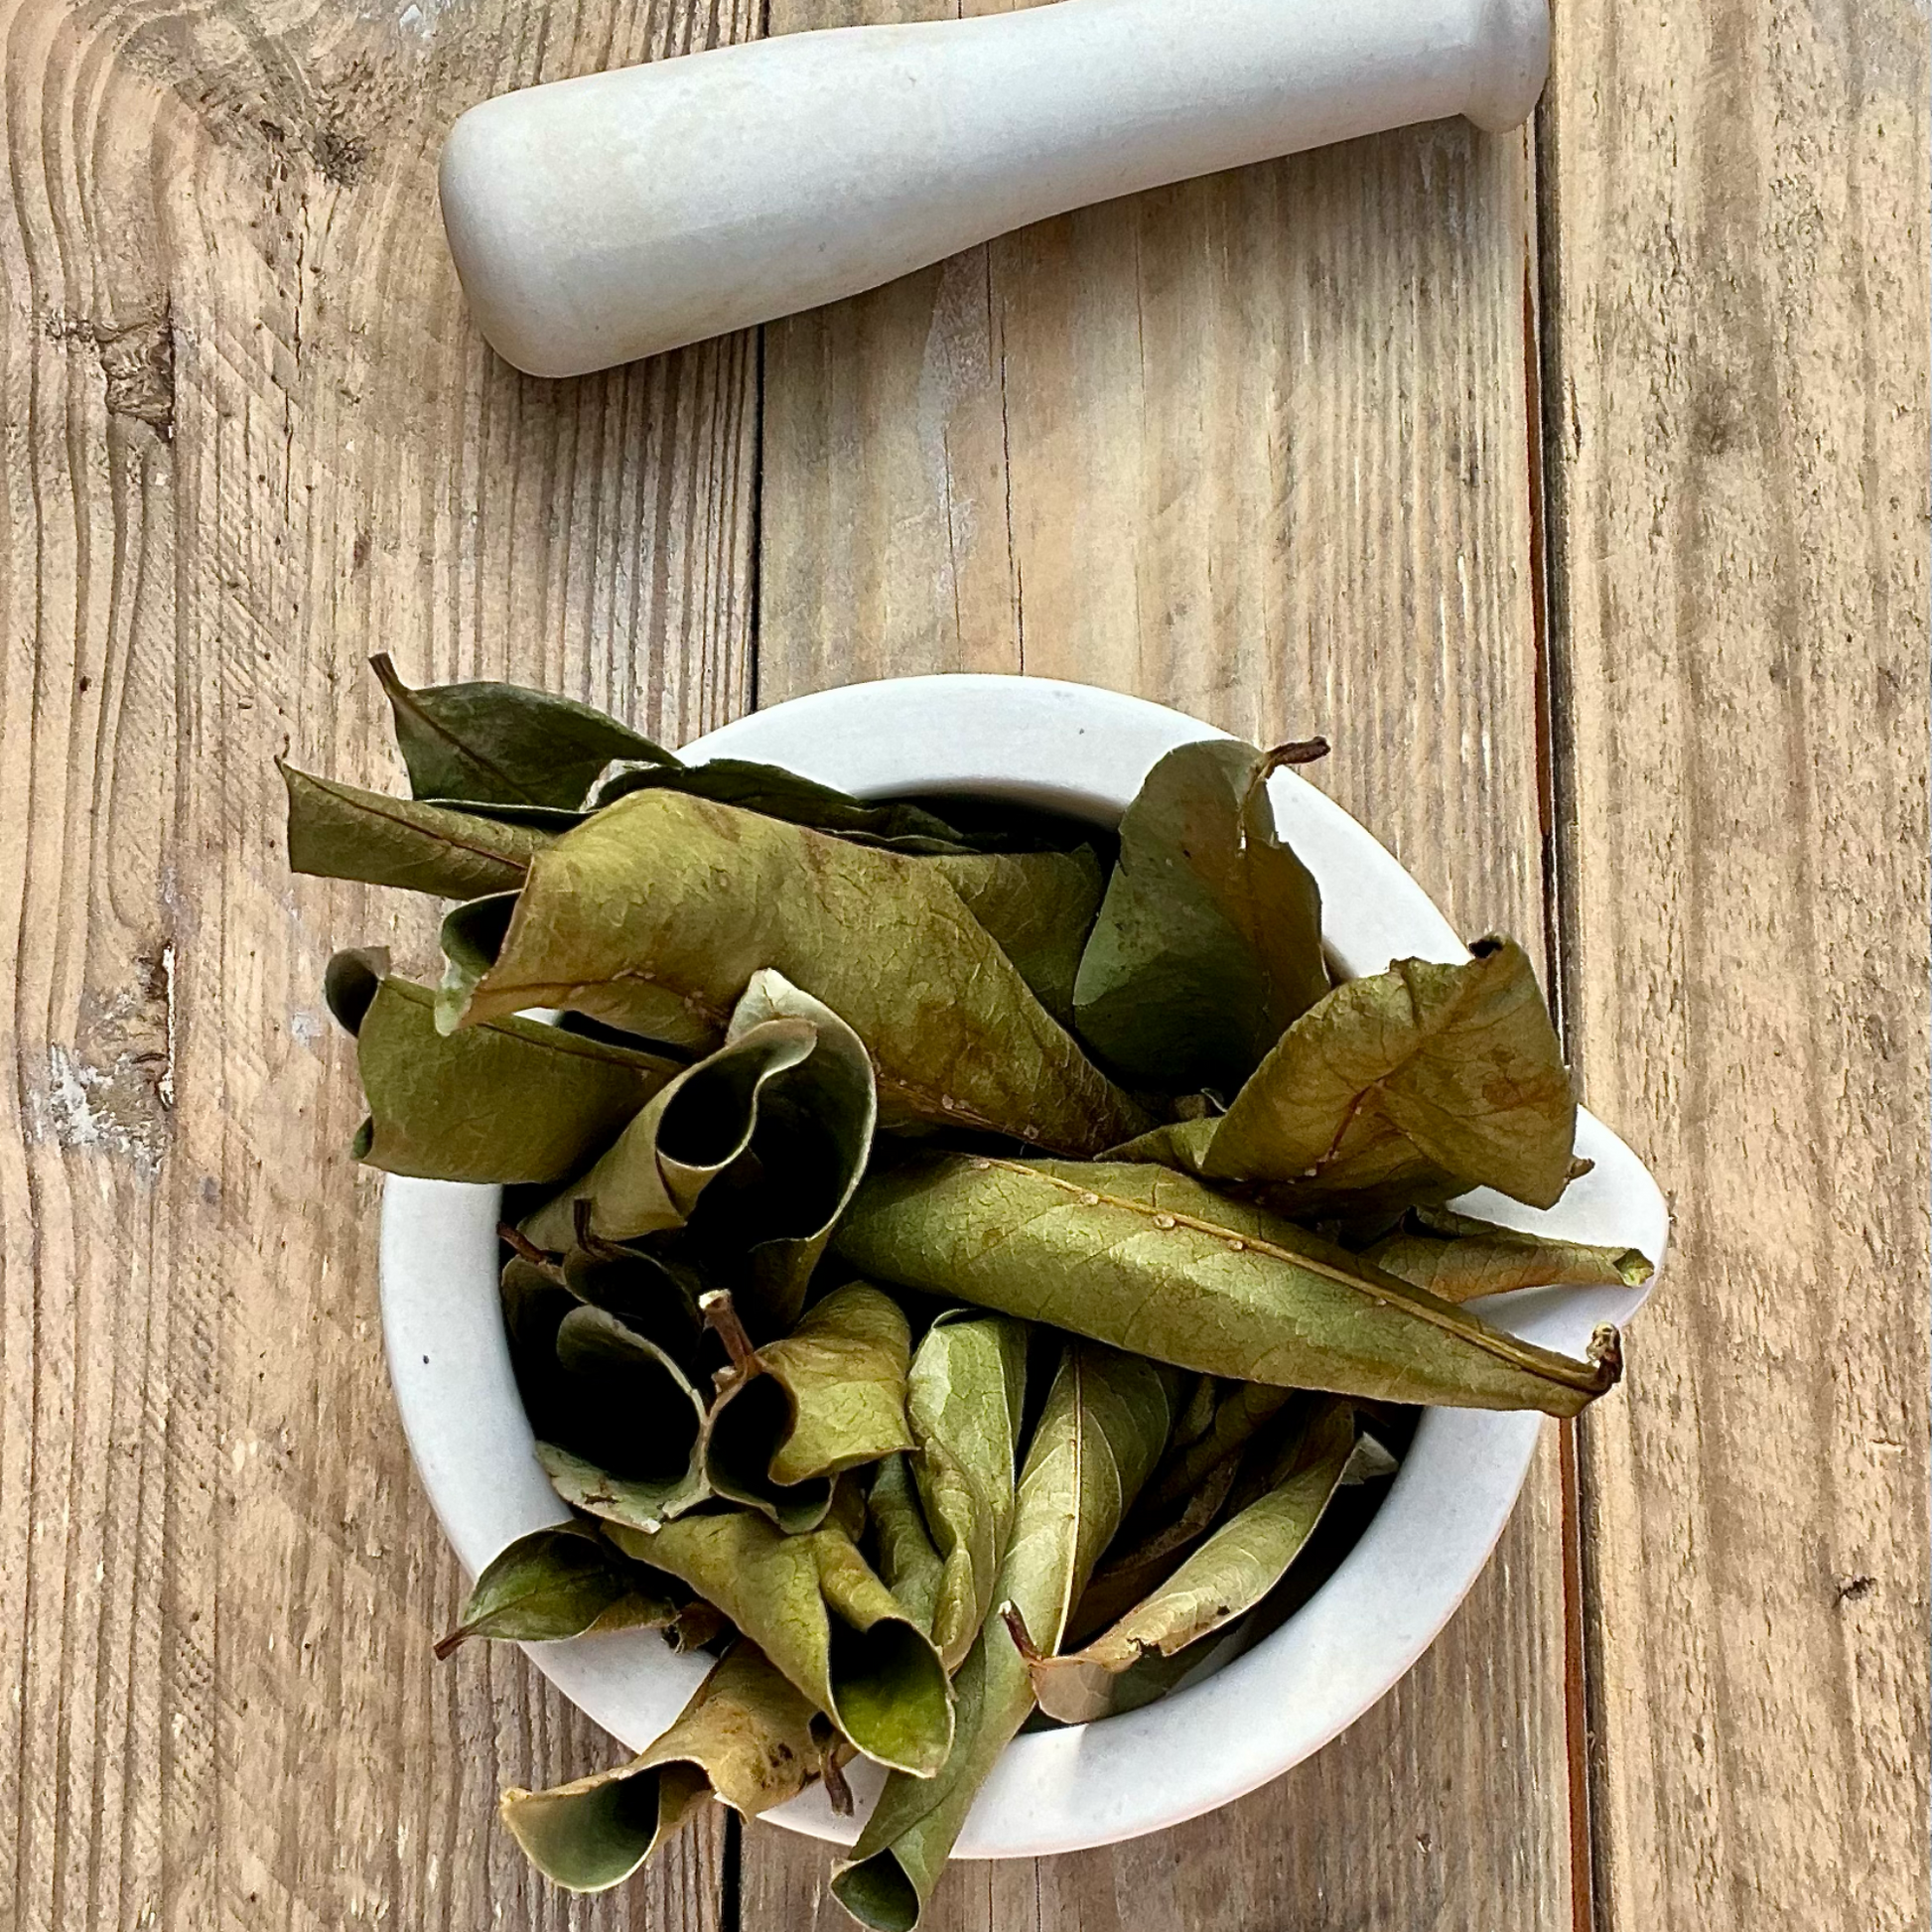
[0,0,754,1924]
[751,1,1575,1920]
[1539,0,1930,1926]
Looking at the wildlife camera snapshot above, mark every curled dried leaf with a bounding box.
[1121,938,1579,1217]
[604,1511,954,1779]
[703,1283,914,1533]
[326,953,676,1183]
[499,1640,820,1892]
[522,972,878,1332]
[1027,1399,1357,1724]
[1361,1205,1655,1303]
[904,1311,1029,1673]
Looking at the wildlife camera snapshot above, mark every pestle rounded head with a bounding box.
[440,95,608,379]
[1459,0,1549,133]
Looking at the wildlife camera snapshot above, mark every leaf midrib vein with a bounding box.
[978,1159,1612,1392]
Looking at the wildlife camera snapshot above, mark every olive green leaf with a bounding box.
[593,757,990,852]
[1361,1205,1655,1303]
[439,789,1149,1155]
[1071,739,1329,1095]
[711,972,881,1330]
[925,849,1105,1026]
[535,1307,710,1528]
[1170,1373,1222,1451]
[832,1626,993,1931]
[1134,1381,1292,1525]
[519,1015,817,1250]
[604,1511,953,1777]
[904,1311,1029,1673]
[500,1239,707,1510]
[829,1344,1172,1930]
[835,1155,1623,1417]
[558,1240,708,1352]
[703,1283,914,1532]
[372,653,676,809]
[521,972,878,1331]
[549,1277,903,1538]
[433,1522,678,1659]
[743,1284,912,1485]
[1065,1447,1243,1644]
[282,761,549,898]
[499,1640,824,1891]
[542,1445,711,1536]
[1121,938,1578,1216]
[868,1454,944,1638]
[1025,1399,1356,1724]
[325,952,677,1182]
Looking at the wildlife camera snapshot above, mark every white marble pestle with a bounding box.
[439,0,1549,378]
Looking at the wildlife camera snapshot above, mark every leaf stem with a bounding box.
[699,1290,762,1380]
[497,1223,562,1276]
[1000,1601,1044,1663]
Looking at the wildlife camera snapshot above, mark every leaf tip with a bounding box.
[1586,1323,1624,1390]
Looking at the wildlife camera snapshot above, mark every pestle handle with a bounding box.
[440,0,1549,378]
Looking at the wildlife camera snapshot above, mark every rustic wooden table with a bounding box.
[3,0,1926,1925]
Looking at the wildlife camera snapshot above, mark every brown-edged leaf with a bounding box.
[437,789,1148,1154]
[835,1155,1623,1417]
[1120,938,1578,1216]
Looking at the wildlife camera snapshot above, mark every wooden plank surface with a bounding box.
[4,0,1928,1924]
[1539,0,1930,1926]
[750,1,1578,1921]
[0,0,754,1924]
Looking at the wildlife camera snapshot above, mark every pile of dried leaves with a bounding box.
[288,659,1651,1928]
